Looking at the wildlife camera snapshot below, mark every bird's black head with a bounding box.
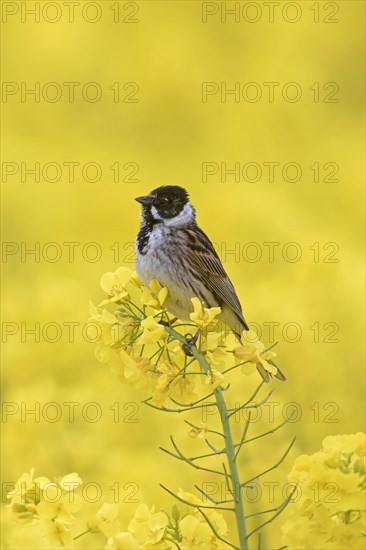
[135,186,195,227]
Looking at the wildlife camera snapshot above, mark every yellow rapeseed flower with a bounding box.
[169,375,197,404]
[189,298,221,329]
[89,502,121,538]
[139,316,167,345]
[151,362,198,407]
[99,267,136,306]
[140,279,168,310]
[89,303,124,346]
[39,517,72,547]
[6,469,39,523]
[202,368,225,389]
[202,332,234,371]
[128,503,169,547]
[188,423,208,439]
[121,349,153,390]
[281,433,366,549]
[178,515,213,549]
[36,483,83,524]
[234,331,277,377]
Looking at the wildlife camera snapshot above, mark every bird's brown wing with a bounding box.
[183,226,249,331]
[182,226,287,383]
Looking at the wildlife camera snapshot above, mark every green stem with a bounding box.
[164,326,249,550]
[73,528,90,540]
[214,383,249,550]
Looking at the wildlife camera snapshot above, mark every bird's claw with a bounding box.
[182,331,200,357]
[182,338,195,357]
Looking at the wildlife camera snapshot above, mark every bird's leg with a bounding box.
[182,329,201,357]
[158,317,178,327]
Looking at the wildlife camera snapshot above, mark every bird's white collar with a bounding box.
[151,203,195,228]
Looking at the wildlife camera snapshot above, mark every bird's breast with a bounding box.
[135,225,179,285]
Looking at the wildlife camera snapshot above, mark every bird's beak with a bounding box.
[135,195,153,206]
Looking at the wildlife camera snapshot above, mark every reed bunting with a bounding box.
[135,185,285,382]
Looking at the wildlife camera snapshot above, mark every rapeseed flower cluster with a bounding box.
[281,432,366,549]
[89,267,279,406]
[6,469,83,547]
[101,492,228,550]
[5,471,227,549]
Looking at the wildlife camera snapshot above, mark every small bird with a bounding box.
[135,185,285,382]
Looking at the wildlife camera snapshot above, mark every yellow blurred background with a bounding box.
[1,1,365,548]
